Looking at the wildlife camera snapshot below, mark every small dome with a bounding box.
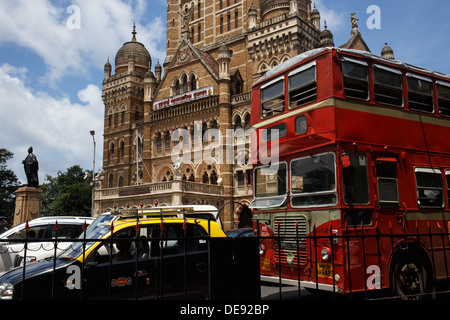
[319,21,334,47]
[104,58,111,71]
[155,60,162,72]
[381,42,394,59]
[115,25,151,73]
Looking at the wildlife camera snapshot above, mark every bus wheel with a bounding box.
[390,250,431,300]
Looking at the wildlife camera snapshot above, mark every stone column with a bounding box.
[217,43,234,231]
[13,186,42,226]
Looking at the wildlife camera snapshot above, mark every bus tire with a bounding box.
[390,248,432,300]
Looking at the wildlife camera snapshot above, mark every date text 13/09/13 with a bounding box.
[180,304,270,317]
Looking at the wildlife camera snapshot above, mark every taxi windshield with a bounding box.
[59,223,111,260]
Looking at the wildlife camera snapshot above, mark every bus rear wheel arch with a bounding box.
[389,245,433,300]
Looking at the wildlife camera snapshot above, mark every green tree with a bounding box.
[0,149,20,221]
[41,165,92,217]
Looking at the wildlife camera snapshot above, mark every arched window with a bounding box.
[156,132,162,150]
[202,171,209,183]
[165,132,171,148]
[110,142,115,157]
[175,80,181,95]
[190,75,197,91]
[210,170,218,185]
[120,141,124,158]
[244,114,251,130]
[234,116,242,129]
[118,176,124,187]
[108,173,114,188]
[182,74,188,93]
[137,137,143,155]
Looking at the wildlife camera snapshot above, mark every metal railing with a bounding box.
[256,220,450,301]
[1,224,449,300]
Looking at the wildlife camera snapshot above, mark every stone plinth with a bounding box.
[13,186,42,226]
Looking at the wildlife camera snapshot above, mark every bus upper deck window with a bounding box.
[373,64,403,107]
[260,77,284,118]
[407,73,433,113]
[341,57,369,100]
[288,62,317,108]
[437,81,450,117]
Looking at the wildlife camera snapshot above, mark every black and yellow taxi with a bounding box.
[0,207,226,300]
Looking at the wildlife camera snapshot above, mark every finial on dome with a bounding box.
[132,22,137,41]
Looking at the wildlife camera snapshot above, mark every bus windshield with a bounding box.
[290,152,337,207]
[251,163,287,208]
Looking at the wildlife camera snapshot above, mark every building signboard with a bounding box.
[153,86,214,111]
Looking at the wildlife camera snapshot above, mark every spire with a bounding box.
[132,22,137,41]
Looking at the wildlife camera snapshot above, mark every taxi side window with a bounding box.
[87,228,137,264]
[86,224,208,264]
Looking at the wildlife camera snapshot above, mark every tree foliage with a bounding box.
[41,165,92,217]
[0,149,20,221]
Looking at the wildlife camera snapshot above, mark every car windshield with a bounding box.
[58,223,111,260]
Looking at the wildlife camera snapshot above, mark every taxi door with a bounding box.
[82,226,157,300]
[148,223,209,300]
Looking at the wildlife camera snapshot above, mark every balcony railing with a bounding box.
[97,180,223,199]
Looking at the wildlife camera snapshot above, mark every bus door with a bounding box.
[373,155,401,214]
[370,155,402,291]
[341,151,377,292]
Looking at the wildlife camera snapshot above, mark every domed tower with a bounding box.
[261,0,311,21]
[114,24,152,74]
[101,24,153,193]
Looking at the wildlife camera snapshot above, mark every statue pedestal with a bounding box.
[13,186,42,226]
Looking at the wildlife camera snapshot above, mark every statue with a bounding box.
[22,147,39,187]
[350,13,359,31]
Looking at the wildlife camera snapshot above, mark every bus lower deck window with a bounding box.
[446,171,450,206]
[415,168,443,208]
[376,160,399,208]
[290,152,337,207]
[342,152,369,205]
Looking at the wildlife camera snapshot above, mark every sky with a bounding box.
[0,0,449,185]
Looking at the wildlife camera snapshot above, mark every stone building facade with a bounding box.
[95,0,393,230]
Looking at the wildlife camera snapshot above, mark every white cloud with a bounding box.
[0,0,167,183]
[314,1,346,33]
[0,63,104,184]
[0,0,166,86]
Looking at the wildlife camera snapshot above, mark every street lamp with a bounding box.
[90,129,95,217]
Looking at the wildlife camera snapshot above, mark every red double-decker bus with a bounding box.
[250,47,450,298]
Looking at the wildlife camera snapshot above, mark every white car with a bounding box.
[0,216,94,275]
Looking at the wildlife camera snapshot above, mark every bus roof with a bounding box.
[253,47,450,87]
